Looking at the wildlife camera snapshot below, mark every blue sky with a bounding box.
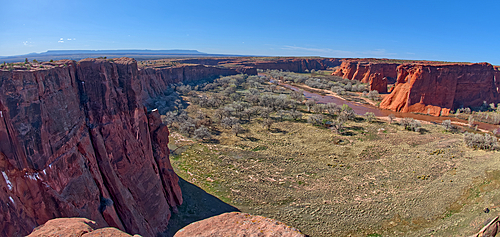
[1,0,499,64]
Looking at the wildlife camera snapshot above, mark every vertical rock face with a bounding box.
[380,63,500,116]
[0,58,237,237]
[332,60,399,92]
[368,73,388,93]
[241,58,342,72]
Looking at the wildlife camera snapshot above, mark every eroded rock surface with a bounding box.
[174,212,305,237]
[380,63,500,116]
[27,218,135,237]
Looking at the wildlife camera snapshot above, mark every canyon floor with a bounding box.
[167,115,500,236]
[156,71,500,237]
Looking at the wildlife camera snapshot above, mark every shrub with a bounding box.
[367,90,380,101]
[194,126,211,140]
[401,118,421,132]
[464,132,499,150]
[290,110,302,120]
[441,120,453,131]
[262,118,274,130]
[331,119,344,134]
[231,123,244,136]
[307,114,324,126]
[339,104,355,121]
[221,117,238,129]
[305,100,316,112]
[326,103,341,116]
[364,112,375,123]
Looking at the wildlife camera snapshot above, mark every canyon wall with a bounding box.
[0,58,239,236]
[241,58,342,72]
[331,60,399,93]
[380,63,500,116]
[177,57,342,73]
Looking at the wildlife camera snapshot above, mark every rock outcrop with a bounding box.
[173,212,305,237]
[332,60,399,93]
[27,218,135,237]
[380,63,500,116]
[0,58,240,237]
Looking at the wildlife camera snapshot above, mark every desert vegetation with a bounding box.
[159,71,500,236]
[451,103,500,125]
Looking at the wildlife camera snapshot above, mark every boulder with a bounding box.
[27,218,134,237]
[174,212,305,237]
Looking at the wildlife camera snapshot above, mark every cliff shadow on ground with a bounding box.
[162,177,240,237]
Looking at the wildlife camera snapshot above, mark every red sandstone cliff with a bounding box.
[0,58,240,237]
[380,63,500,116]
[176,57,341,73]
[332,60,399,93]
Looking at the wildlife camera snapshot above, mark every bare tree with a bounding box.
[221,117,238,129]
[194,126,211,140]
[262,118,274,130]
[364,112,376,123]
[468,115,475,127]
[388,114,396,124]
[441,120,453,131]
[326,103,341,116]
[290,110,302,120]
[331,119,344,134]
[305,100,316,112]
[232,123,244,136]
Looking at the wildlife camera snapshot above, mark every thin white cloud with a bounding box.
[361,49,397,56]
[282,45,353,55]
[58,38,64,43]
[23,41,34,47]
[282,45,397,57]
[67,38,72,40]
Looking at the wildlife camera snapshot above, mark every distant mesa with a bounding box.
[0,49,247,63]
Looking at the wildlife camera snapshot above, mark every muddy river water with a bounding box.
[280,82,499,132]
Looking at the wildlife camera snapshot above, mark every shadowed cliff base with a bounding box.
[163,177,239,237]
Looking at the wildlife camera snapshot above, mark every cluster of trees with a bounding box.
[453,103,500,125]
[362,90,381,101]
[264,69,368,95]
[162,71,373,138]
[162,73,310,139]
[464,132,499,150]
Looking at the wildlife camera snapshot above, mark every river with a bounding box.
[279,82,499,132]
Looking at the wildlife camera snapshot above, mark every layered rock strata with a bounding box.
[380,63,500,116]
[0,58,239,236]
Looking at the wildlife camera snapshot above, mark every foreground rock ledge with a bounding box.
[27,218,139,237]
[174,212,305,237]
